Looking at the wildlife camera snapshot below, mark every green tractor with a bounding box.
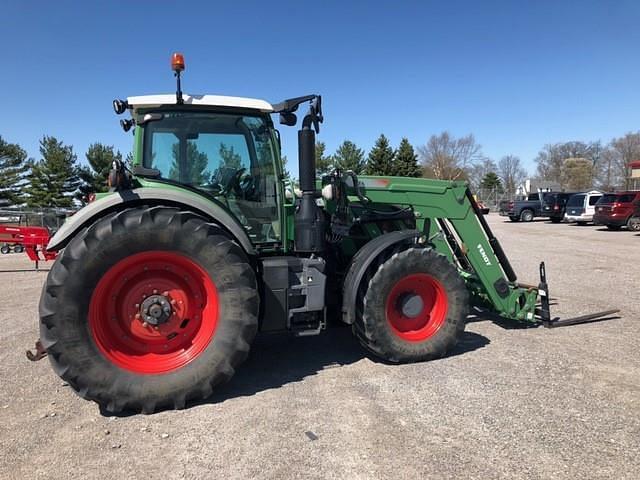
[33,54,617,413]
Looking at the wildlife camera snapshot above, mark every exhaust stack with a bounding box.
[294,103,326,253]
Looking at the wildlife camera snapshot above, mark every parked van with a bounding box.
[564,190,603,225]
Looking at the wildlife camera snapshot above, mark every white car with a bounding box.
[564,190,603,224]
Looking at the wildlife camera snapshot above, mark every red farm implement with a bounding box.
[0,208,71,269]
[0,225,57,268]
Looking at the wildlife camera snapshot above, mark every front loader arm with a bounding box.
[350,176,617,326]
[351,177,535,320]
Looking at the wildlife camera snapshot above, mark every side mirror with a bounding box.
[279,112,297,126]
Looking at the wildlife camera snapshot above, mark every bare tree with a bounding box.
[498,155,527,197]
[417,132,482,180]
[534,141,602,188]
[606,132,640,190]
[468,156,497,191]
[595,147,622,191]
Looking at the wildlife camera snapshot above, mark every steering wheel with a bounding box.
[221,167,247,196]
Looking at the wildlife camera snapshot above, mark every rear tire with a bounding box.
[627,217,640,232]
[13,244,24,253]
[39,206,259,414]
[520,210,534,222]
[353,248,468,363]
[0,245,9,254]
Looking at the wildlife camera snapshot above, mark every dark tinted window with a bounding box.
[618,194,634,203]
[528,193,540,201]
[588,195,602,206]
[567,194,585,207]
[598,194,618,204]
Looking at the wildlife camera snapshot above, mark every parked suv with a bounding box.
[564,190,603,225]
[541,192,577,223]
[593,191,640,230]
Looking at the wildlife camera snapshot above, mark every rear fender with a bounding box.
[47,188,256,256]
[341,230,420,325]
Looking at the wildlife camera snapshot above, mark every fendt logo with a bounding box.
[477,243,492,266]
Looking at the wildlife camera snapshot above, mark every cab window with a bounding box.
[143,111,281,244]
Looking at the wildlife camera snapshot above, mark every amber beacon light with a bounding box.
[171,52,185,72]
[171,53,185,104]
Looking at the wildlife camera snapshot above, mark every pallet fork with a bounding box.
[537,262,620,328]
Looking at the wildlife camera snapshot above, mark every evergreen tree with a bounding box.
[169,142,210,184]
[392,137,421,177]
[218,143,242,169]
[366,134,395,175]
[77,143,122,200]
[315,141,332,176]
[0,136,29,205]
[480,171,503,192]
[333,140,366,174]
[26,136,80,207]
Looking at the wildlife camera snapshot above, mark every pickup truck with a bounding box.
[498,192,547,222]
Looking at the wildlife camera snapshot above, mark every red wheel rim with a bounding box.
[385,273,448,342]
[89,251,218,374]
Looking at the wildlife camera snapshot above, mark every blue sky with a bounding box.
[2,1,639,178]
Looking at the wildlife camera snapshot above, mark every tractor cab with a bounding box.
[109,54,324,253]
[124,94,283,245]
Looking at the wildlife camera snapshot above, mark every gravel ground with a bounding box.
[0,215,638,479]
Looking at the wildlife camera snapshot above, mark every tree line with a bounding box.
[410,131,640,195]
[0,135,123,208]
[2,128,638,208]
[321,133,526,195]
[532,134,639,191]
[314,135,422,178]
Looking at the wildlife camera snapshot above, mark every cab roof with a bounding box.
[126,94,274,114]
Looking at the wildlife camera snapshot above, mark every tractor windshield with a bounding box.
[142,111,281,244]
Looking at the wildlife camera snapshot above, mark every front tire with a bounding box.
[354,248,468,363]
[39,206,259,413]
[627,216,640,232]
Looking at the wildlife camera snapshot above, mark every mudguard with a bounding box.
[341,230,420,325]
[47,188,256,255]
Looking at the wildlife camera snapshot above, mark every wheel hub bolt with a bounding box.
[139,293,173,326]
